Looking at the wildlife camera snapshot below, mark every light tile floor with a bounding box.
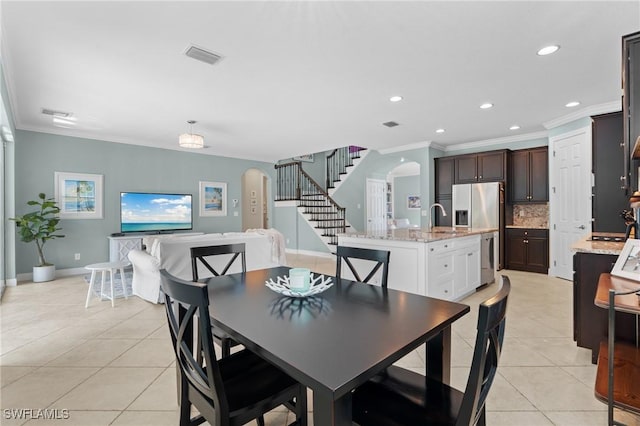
[1,253,639,425]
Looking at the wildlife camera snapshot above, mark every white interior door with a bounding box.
[549,126,592,280]
[366,179,386,233]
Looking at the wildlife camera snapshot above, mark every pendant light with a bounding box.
[179,120,204,149]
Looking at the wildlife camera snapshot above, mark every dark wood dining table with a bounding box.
[204,266,470,426]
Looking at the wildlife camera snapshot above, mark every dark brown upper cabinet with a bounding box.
[435,157,455,197]
[623,31,640,193]
[592,112,628,233]
[508,147,548,203]
[454,150,508,184]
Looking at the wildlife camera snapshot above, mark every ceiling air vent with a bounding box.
[41,108,71,117]
[383,121,399,128]
[184,45,223,66]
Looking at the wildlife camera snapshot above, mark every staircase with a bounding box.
[275,162,346,249]
[326,146,367,196]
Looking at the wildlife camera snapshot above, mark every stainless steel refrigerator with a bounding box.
[452,182,504,271]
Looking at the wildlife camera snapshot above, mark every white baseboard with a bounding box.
[16,267,88,283]
[1,278,18,287]
[285,248,335,259]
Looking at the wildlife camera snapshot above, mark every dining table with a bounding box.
[204,266,470,426]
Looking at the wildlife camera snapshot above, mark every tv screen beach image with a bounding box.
[121,192,192,233]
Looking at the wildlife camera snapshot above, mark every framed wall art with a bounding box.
[54,172,103,219]
[407,195,421,209]
[611,239,640,281]
[199,181,227,217]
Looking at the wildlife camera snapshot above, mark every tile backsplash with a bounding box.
[512,203,549,228]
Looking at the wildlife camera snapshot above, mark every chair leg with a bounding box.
[85,270,96,308]
[178,377,192,426]
[221,338,231,358]
[477,406,486,426]
[257,416,266,426]
[294,385,308,426]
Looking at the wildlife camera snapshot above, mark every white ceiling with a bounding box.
[1,1,639,163]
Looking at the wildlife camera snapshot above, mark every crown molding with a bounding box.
[444,131,549,152]
[543,100,621,130]
[378,140,433,155]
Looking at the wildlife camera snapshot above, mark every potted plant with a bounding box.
[10,193,65,282]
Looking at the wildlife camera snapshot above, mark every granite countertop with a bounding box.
[571,234,626,255]
[340,226,498,243]
[506,225,549,229]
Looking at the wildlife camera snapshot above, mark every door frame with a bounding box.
[548,125,592,279]
[366,178,387,233]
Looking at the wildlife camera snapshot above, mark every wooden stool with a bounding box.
[85,261,129,308]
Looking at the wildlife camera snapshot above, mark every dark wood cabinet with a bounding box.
[453,150,507,184]
[573,252,637,363]
[435,157,454,197]
[508,147,548,203]
[592,112,628,233]
[623,31,640,193]
[505,228,548,273]
[434,157,454,227]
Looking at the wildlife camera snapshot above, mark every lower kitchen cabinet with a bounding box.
[505,228,548,273]
[427,235,481,301]
[573,252,637,363]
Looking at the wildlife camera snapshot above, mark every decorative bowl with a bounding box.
[265,273,333,298]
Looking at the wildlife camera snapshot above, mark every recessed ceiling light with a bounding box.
[480,103,493,109]
[509,125,520,130]
[436,128,445,133]
[565,101,580,108]
[537,45,560,56]
[389,96,403,102]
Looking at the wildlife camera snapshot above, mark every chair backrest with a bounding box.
[159,269,229,420]
[336,245,391,288]
[456,275,511,426]
[191,243,247,282]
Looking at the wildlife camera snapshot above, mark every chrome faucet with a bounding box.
[429,203,447,229]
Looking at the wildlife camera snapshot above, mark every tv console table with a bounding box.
[108,235,142,262]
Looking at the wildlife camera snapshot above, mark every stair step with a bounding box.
[300,193,324,198]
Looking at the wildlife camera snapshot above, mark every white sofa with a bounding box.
[128,231,284,303]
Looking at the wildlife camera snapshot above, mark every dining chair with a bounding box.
[335,245,391,288]
[352,275,511,426]
[190,243,247,281]
[159,269,307,426]
[190,243,246,358]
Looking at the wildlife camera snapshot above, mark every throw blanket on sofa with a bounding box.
[245,228,287,264]
[128,232,282,304]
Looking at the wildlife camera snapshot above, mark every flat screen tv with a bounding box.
[120,192,193,233]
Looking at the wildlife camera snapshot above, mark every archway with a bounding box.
[386,161,421,228]
[241,168,271,230]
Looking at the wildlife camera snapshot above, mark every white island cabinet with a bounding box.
[339,228,488,301]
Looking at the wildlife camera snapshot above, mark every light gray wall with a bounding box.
[332,147,433,231]
[393,175,421,225]
[12,130,276,274]
[1,61,16,282]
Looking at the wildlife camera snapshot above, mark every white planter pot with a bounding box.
[33,265,55,282]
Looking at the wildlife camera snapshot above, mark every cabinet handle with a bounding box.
[524,239,529,243]
[524,231,528,235]
[468,253,473,256]
[475,176,478,179]
[430,248,434,252]
[621,176,627,182]
[444,264,448,267]
[479,175,482,179]
[444,289,448,293]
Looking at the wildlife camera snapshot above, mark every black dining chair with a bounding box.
[191,243,247,281]
[159,269,307,426]
[352,275,511,426]
[190,243,246,358]
[335,245,390,288]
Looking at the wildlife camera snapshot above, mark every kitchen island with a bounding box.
[571,234,634,363]
[338,227,498,301]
